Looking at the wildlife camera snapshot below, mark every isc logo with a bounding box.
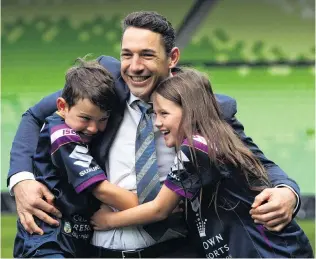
[63,129,76,135]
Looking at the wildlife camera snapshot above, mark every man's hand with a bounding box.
[13,179,62,235]
[90,204,114,231]
[250,187,296,232]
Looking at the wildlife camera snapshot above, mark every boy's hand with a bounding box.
[91,204,115,230]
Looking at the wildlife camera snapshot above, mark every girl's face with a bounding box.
[153,93,183,148]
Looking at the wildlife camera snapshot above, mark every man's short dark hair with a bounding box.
[122,11,176,55]
[62,57,117,112]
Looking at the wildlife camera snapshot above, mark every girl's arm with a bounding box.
[91,185,181,230]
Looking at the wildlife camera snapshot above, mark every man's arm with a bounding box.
[8,90,62,182]
[8,91,62,235]
[226,98,300,192]
[218,95,300,231]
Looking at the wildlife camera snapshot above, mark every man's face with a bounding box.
[120,27,176,101]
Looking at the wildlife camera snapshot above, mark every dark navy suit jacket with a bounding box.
[8,55,301,216]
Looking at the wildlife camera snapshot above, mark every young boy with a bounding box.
[13,58,139,258]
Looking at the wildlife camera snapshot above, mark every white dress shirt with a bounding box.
[91,94,182,250]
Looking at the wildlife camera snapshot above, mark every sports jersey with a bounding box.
[164,136,313,258]
[14,113,107,258]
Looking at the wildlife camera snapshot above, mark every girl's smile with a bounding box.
[153,94,183,148]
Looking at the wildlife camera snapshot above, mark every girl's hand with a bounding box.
[90,204,115,230]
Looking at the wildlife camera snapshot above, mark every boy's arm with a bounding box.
[50,125,138,210]
[91,185,180,230]
[92,181,139,210]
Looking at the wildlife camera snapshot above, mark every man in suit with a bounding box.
[8,11,300,257]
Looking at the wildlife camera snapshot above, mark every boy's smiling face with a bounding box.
[57,97,110,143]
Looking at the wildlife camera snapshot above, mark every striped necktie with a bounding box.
[134,100,186,242]
[135,100,160,204]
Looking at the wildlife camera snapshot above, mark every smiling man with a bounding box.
[8,11,300,258]
[120,25,179,101]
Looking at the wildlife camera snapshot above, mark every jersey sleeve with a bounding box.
[164,136,221,200]
[49,123,107,193]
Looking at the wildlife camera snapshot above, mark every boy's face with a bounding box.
[57,98,110,143]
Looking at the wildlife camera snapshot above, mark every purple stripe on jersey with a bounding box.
[164,179,193,199]
[75,173,107,193]
[183,137,208,154]
[51,135,81,154]
[256,225,272,248]
[51,123,70,134]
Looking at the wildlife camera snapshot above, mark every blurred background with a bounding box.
[1,0,315,256]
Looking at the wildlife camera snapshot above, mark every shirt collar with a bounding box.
[127,93,140,106]
[128,93,153,107]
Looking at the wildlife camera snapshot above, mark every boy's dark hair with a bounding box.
[122,11,176,55]
[62,57,117,112]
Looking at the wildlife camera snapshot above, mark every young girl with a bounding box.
[91,69,313,258]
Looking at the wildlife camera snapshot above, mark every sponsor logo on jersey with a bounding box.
[63,221,72,234]
[69,145,93,168]
[79,165,101,176]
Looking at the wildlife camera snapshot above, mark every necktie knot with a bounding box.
[135,100,153,115]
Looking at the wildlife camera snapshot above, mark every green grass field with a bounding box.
[1,214,314,258]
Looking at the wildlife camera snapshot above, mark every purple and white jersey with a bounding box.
[49,122,106,193]
[164,135,217,199]
[164,135,312,258]
[32,113,107,254]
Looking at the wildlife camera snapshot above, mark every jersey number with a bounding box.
[69,145,93,168]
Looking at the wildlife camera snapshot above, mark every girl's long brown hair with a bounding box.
[154,68,270,189]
